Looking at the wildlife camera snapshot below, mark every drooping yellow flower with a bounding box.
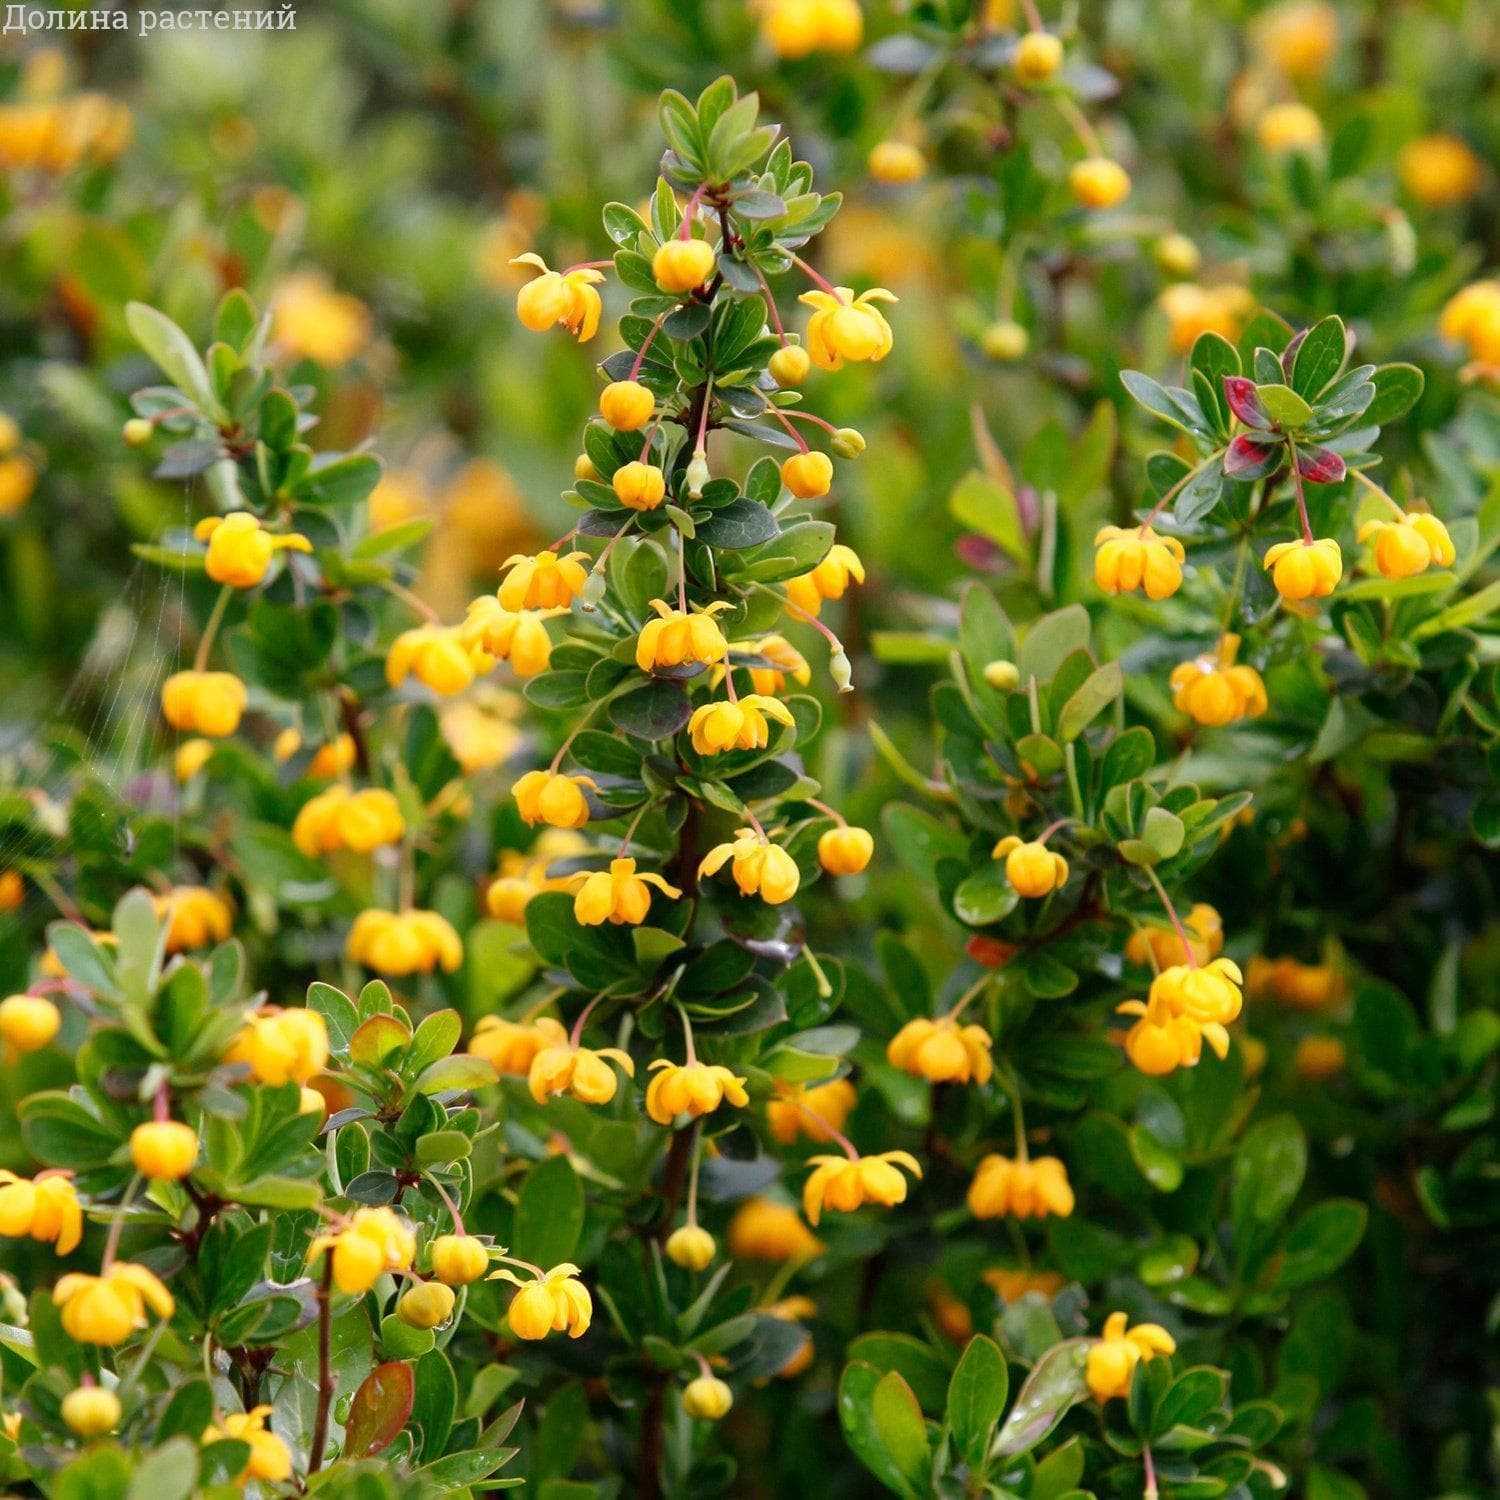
[767,1078,856,1145]
[1126,904,1224,971]
[1246,955,1346,1010]
[699,828,801,905]
[224,1005,329,1086]
[803,1150,921,1225]
[512,769,596,830]
[799,286,897,370]
[1170,635,1269,726]
[729,635,812,695]
[386,624,490,697]
[983,1266,1065,1303]
[1256,102,1323,153]
[1398,134,1483,208]
[646,1060,749,1125]
[1152,957,1244,1027]
[441,691,523,773]
[345,908,463,976]
[1068,158,1131,209]
[967,1154,1075,1220]
[1086,1312,1176,1402]
[499,550,590,612]
[485,831,583,922]
[194,513,313,589]
[461,597,554,678]
[203,1406,293,1484]
[568,858,681,926]
[818,825,873,876]
[1094,525,1186,599]
[1252,1,1337,80]
[599,380,656,431]
[129,1121,198,1182]
[153,887,232,952]
[0,1170,82,1255]
[1158,282,1256,354]
[992,836,1068,898]
[887,1017,993,1085]
[786,544,865,618]
[469,1015,568,1076]
[727,1197,824,1260]
[62,1386,121,1437]
[653,237,718,293]
[292,786,406,856]
[636,600,732,673]
[270,270,372,366]
[1263,538,1342,600]
[1117,993,1225,1076]
[161,670,247,738]
[511,254,604,342]
[753,0,863,59]
[528,1037,634,1106]
[0,994,60,1054]
[54,1262,175,1346]
[780,450,833,498]
[1358,511,1455,579]
[308,1208,416,1295]
[687,695,794,755]
[498,1262,592,1340]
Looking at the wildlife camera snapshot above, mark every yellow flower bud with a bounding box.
[599,379,656,431]
[652,237,717,294]
[1263,538,1342,600]
[1398,134,1483,208]
[726,1197,824,1261]
[666,1225,717,1271]
[1256,103,1323,154]
[769,344,811,386]
[1153,234,1201,279]
[992,835,1068,897]
[1013,31,1063,83]
[613,460,668,511]
[983,660,1020,690]
[981,321,1028,361]
[818,825,873,876]
[781,450,833,499]
[161,671,247,738]
[308,1208,416,1296]
[1294,1035,1347,1081]
[430,1234,489,1286]
[129,1120,198,1181]
[1068,158,1131,209]
[194,512,313,589]
[0,994,60,1053]
[397,1281,456,1329]
[574,453,600,481]
[683,1375,733,1421]
[122,417,153,447]
[868,139,925,183]
[62,1386,121,1437]
[174,737,214,782]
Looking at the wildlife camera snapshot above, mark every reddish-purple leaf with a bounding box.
[344,1361,415,1460]
[1295,445,1346,485]
[1224,434,1282,479]
[1223,377,1272,429]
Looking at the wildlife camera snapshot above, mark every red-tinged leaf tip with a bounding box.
[344,1361,416,1460]
[1296,445,1347,485]
[1224,377,1272,429]
[1225,433,1281,477]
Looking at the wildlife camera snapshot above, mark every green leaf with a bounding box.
[946,1333,1007,1469]
[1231,1115,1307,1233]
[1057,662,1122,740]
[512,1156,584,1267]
[694,498,779,549]
[1293,317,1347,399]
[950,470,1028,563]
[952,864,1019,927]
[126,301,220,416]
[845,1332,951,1413]
[838,1363,918,1498]
[1256,383,1314,428]
[1363,363,1424,427]
[1017,606,1090,683]
[992,1339,1091,1457]
[871,1371,931,1489]
[1274,1199,1367,1289]
[344,1361,416,1459]
[414,1055,497,1095]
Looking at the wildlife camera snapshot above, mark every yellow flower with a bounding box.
[461,597,554,678]
[1439,280,1500,377]
[273,729,357,779]
[271,270,371,365]
[153,887,232,952]
[499,550,589,612]
[499,1262,593,1340]
[193,512,312,589]
[129,1121,198,1182]
[983,1266,1065,1303]
[981,322,1029,361]
[1153,234,1201,280]
[0,994,60,1054]
[387,624,489,696]
[727,1197,824,1260]
[699,828,801,904]
[1126,903,1224,970]
[1358,511,1455,579]
[0,1170,82,1255]
[688,695,794,755]
[767,1078,856,1145]
[1398,134,1483,207]
[528,1037,634,1106]
[485,832,583,922]
[653,237,718,293]
[769,345,811,386]
[62,1386,121,1437]
[754,0,863,59]
[345,908,463,976]
[469,1015,568,1076]
[767,1294,818,1377]
[799,286,897,370]
[803,1150,921,1225]
[612,460,668,511]
[1294,1035,1347,1081]
[441,692,523,774]
[1013,29,1064,82]
[569,857,681,926]
[728,634,812,696]
[1253,1,1338,80]
[1087,1312,1176,1402]
[887,1017,993,1085]
[683,1375,734,1421]
[203,1406,292,1484]
[1117,993,1223,1076]
[308,1207,416,1295]
[292,785,406,856]
[868,140,925,183]
[1152,957,1245,1026]
[1263,538,1342,600]
[54,1262,175,1345]
[430,1234,490,1286]
[992,836,1069,898]
[1094,525,1186,599]
[967,1154,1075,1220]
[646,1059,749,1125]
[781,450,834,499]
[818,824,873,876]
[398,1281,456,1329]
[1256,102,1323,153]
[174,738,213,782]
[0,868,21,910]
[367,467,432,533]
[666,1224,717,1271]
[599,379,657,431]
[224,1006,329,1086]
[512,769,595,830]
[1068,158,1131,209]
[1169,635,1269,726]
[786,544,864,617]
[637,600,732,672]
[1246,955,1345,1010]
[511,254,604,341]
[161,670,246,738]
[0,454,36,515]
[1158,283,1256,354]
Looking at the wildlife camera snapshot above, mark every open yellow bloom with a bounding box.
[799,286,896,370]
[1358,511,1455,579]
[224,1005,329,1086]
[161,670,246,738]
[461,597,554,678]
[1094,525,1186,599]
[1170,635,1268,726]
[1264,538,1342,600]
[569,858,681,926]
[499,550,589,612]
[646,1060,749,1124]
[1152,957,1244,1026]
[387,624,490,697]
[512,769,596,829]
[818,825,873,875]
[529,1038,634,1106]
[1117,993,1227,1075]
[345,907,463,976]
[967,1154,1075,1220]
[687,695,794,754]
[887,1017,993,1085]
[1068,158,1131,209]
[292,785,405,856]
[803,1150,921,1226]
[204,1406,293,1484]
[1087,1312,1176,1402]
[308,1208,416,1295]
[992,836,1068,898]
[54,1263,175,1345]
[469,1015,568,1076]
[1398,134,1483,208]
[485,831,583,922]
[270,270,371,365]
[699,828,800,905]
[637,600,731,672]
[0,1170,82,1255]
[497,1263,592,1340]
[754,0,863,59]
[194,512,312,589]
[786,544,865,618]
[1159,283,1256,354]
[728,1197,824,1260]
[728,635,812,696]
[1126,903,1223,970]
[154,887,232,952]
[511,254,604,341]
[1256,102,1323,153]
[767,1078,857,1145]
[441,692,523,773]
[0,994,60,1054]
